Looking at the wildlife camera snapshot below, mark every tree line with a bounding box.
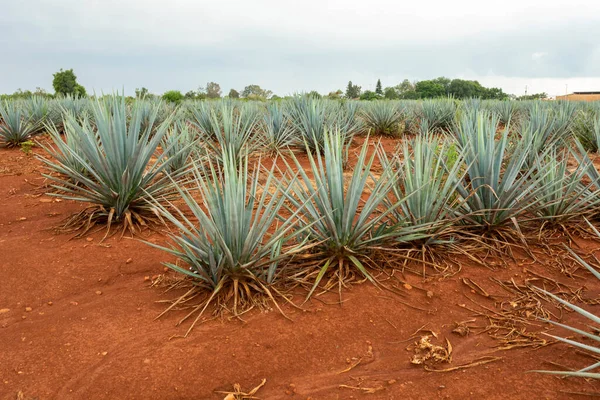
[1,69,549,102]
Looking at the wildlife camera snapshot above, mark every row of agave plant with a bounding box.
[2,94,600,375]
[29,95,599,313]
[2,94,600,152]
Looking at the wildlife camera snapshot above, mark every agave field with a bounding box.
[2,95,600,398]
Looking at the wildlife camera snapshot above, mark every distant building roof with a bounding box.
[573,91,600,95]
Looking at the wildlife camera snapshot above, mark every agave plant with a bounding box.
[38,95,183,235]
[361,101,404,136]
[530,148,600,226]
[572,109,600,153]
[161,120,197,174]
[283,130,422,299]
[492,100,517,125]
[453,111,548,230]
[190,100,261,164]
[462,98,482,115]
[145,151,307,333]
[419,98,456,133]
[381,133,466,242]
[47,95,90,131]
[519,103,573,166]
[262,102,296,155]
[24,96,50,133]
[0,100,38,147]
[287,96,360,153]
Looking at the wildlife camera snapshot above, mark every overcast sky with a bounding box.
[2,0,600,97]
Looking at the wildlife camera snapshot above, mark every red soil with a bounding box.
[1,140,600,400]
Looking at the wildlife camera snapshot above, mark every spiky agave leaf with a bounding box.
[453,110,549,230]
[144,150,307,329]
[287,96,360,153]
[38,95,183,233]
[530,148,600,225]
[0,100,37,147]
[287,96,330,153]
[47,95,90,131]
[572,108,600,153]
[23,96,50,134]
[262,102,297,155]
[419,98,456,134]
[492,100,517,125]
[361,101,404,136]
[283,129,423,300]
[519,102,573,166]
[161,120,198,174]
[190,100,261,165]
[381,133,466,242]
[532,236,600,379]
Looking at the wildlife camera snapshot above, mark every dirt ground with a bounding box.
[2,139,600,399]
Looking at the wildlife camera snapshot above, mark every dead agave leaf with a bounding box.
[218,379,267,400]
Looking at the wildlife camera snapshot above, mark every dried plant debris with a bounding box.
[410,333,453,366]
[216,379,267,400]
[452,319,476,337]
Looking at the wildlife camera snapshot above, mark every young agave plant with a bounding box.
[531,148,600,226]
[47,95,90,131]
[283,130,419,300]
[0,100,38,147]
[24,96,50,134]
[492,100,517,125]
[419,98,456,133]
[146,151,306,334]
[381,134,466,243]
[161,120,197,174]
[361,101,404,136]
[520,103,573,166]
[39,95,183,235]
[262,102,297,155]
[454,111,547,231]
[573,109,600,153]
[287,96,331,153]
[287,96,360,153]
[190,100,261,165]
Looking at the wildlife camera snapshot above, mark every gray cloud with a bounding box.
[1,1,599,96]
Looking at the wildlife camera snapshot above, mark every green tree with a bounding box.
[52,69,86,97]
[307,90,322,99]
[414,80,446,98]
[447,79,484,98]
[517,92,548,100]
[162,90,184,104]
[205,82,222,99]
[135,87,149,98]
[241,84,272,99]
[184,90,197,99]
[228,89,240,98]
[482,87,508,100]
[360,90,380,101]
[375,79,383,95]
[384,87,399,99]
[327,89,344,99]
[345,81,361,99]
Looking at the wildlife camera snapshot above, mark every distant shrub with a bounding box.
[162,90,184,104]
